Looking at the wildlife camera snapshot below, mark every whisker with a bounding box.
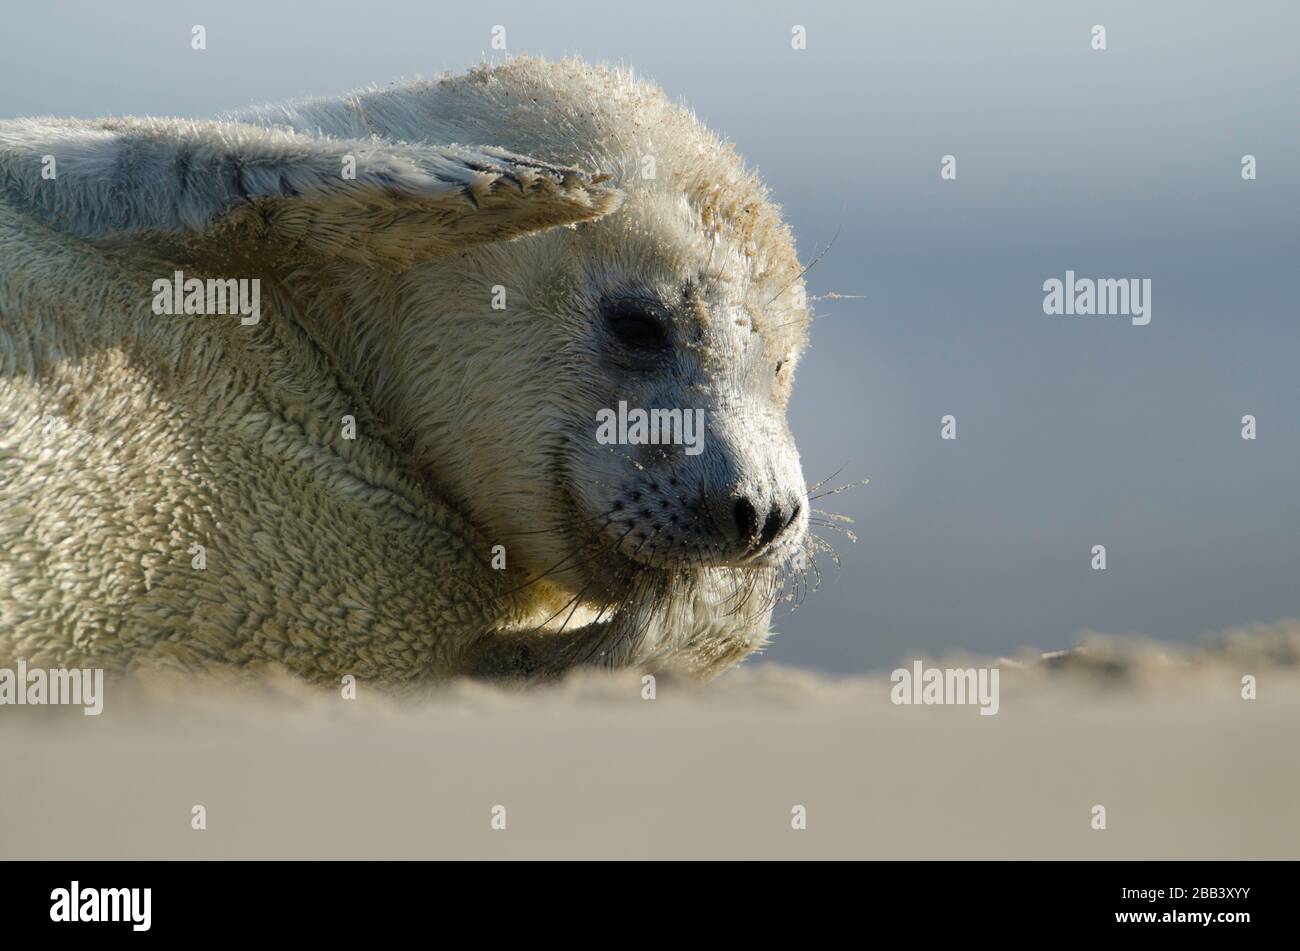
[500,508,623,595]
[807,464,848,495]
[808,478,869,502]
[764,223,842,309]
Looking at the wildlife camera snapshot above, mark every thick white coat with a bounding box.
[0,58,811,682]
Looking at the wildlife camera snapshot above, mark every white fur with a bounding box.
[0,57,813,682]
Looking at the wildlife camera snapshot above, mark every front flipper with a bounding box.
[0,117,622,270]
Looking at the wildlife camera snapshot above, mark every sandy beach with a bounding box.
[2,620,1296,860]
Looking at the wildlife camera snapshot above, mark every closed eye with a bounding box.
[603,299,670,351]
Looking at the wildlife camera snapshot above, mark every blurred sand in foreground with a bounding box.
[1,619,1297,859]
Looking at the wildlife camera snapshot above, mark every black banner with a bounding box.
[2,860,1284,937]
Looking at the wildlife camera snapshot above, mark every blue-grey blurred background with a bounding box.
[3,1,1296,672]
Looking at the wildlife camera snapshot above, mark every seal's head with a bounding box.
[391,58,811,626]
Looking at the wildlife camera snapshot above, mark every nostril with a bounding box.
[786,502,802,527]
[759,506,785,548]
[733,497,759,542]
